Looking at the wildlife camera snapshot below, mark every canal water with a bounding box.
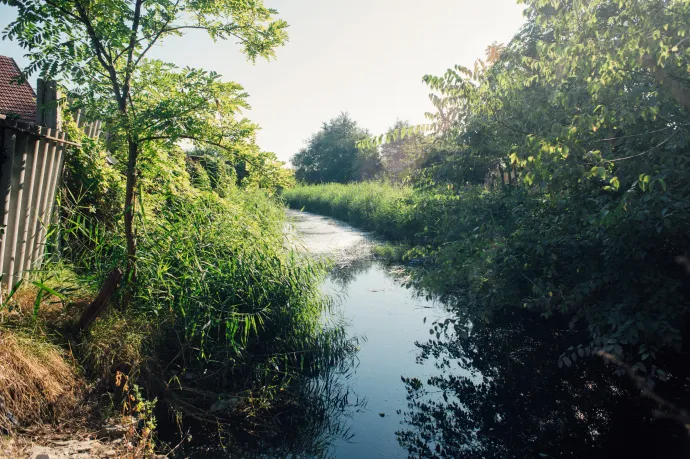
[284,209,690,459]
[185,209,690,458]
[286,209,454,458]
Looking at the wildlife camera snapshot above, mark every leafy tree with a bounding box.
[188,146,294,195]
[248,152,295,191]
[389,0,690,377]
[2,0,288,292]
[380,120,430,182]
[281,0,690,449]
[292,113,381,183]
[307,0,690,385]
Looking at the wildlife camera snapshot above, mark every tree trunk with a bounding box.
[123,139,138,304]
[77,268,123,331]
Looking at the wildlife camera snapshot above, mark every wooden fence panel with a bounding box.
[0,127,16,285]
[0,82,104,295]
[0,117,70,293]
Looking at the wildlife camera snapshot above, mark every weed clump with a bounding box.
[80,311,156,383]
[0,328,80,432]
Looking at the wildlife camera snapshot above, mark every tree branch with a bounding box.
[139,100,209,133]
[139,134,263,169]
[161,23,253,44]
[43,0,81,22]
[132,0,181,69]
[122,0,144,113]
[605,130,680,163]
[593,123,690,143]
[494,117,533,136]
[598,351,690,431]
[72,0,124,109]
[642,54,690,111]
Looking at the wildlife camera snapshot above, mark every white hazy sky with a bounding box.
[0,0,525,163]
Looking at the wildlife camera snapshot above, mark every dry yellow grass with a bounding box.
[0,270,155,458]
[0,328,81,432]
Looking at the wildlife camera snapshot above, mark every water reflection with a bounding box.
[182,331,365,459]
[328,258,376,289]
[290,209,690,458]
[396,292,690,458]
[220,210,690,458]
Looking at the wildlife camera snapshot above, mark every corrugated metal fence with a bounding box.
[0,111,102,292]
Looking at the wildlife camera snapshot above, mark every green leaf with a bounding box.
[32,281,68,301]
[1,279,24,309]
[33,289,44,318]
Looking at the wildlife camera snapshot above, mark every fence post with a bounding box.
[16,130,42,277]
[2,126,28,290]
[36,79,62,131]
[35,131,66,266]
[0,127,16,292]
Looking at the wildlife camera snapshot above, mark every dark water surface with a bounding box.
[287,210,690,459]
[185,210,690,458]
[286,210,455,458]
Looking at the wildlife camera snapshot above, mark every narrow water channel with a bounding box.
[286,209,452,458]
[285,209,690,459]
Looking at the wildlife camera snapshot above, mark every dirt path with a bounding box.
[1,436,121,459]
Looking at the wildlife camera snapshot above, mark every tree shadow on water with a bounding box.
[397,306,690,458]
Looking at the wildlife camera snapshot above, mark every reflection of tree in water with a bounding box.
[397,305,690,458]
[328,257,376,289]
[221,367,364,458]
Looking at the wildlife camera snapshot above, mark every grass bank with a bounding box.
[282,181,493,263]
[282,182,420,242]
[57,186,353,447]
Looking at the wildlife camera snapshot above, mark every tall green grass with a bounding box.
[281,181,486,250]
[56,182,356,431]
[282,182,421,241]
[10,129,360,449]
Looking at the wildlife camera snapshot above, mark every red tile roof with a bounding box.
[0,56,36,123]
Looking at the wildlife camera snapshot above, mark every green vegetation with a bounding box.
[286,0,690,385]
[291,115,431,185]
[64,166,350,430]
[284,182,418,240]
[1,0,356,453]
[4,0,289,285]
[0,113,354,452]
[1,0,689,454]
[380,120,431,183]
[292,113,382,184]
